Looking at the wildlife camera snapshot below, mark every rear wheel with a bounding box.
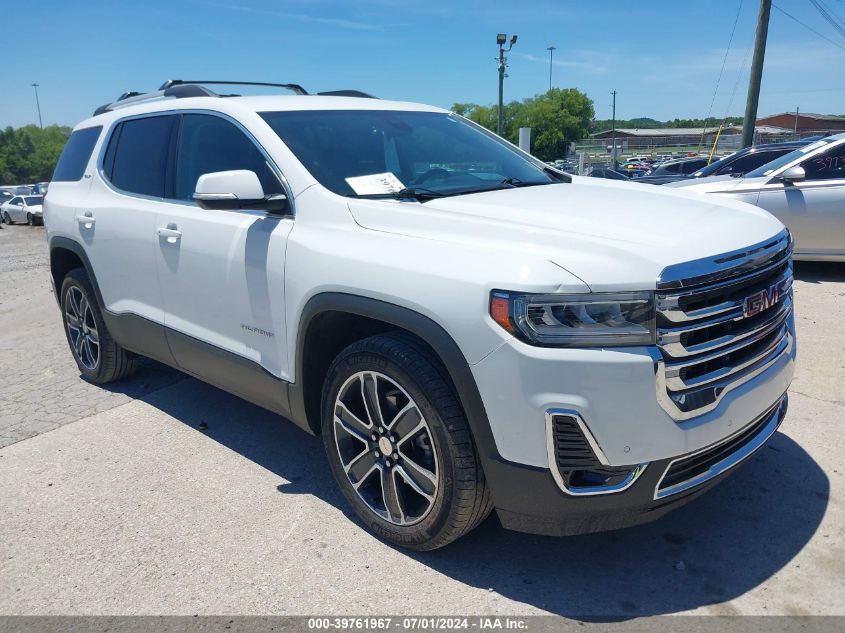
[26,213,34,226]
[60,268,137,383]
[321,334,492,550]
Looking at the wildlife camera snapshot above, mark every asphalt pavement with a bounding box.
[0,224,843,618]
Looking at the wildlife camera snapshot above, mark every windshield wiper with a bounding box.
[500,177,554,188]
[352,187,447,202]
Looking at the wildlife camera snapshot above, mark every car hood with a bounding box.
[347,178,785,290]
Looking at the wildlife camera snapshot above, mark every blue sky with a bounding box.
[3,0,845,128]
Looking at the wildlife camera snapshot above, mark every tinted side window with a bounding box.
[802,146,845,181]
[175,114,281,201]
[682,160,706,174]
[719,150,782,175]
[109,116,176,197]
[52,126,102,182]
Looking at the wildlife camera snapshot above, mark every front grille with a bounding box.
[655,395,787,499]
[655,230,794,420]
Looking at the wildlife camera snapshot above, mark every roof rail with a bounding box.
[92,80,377,116]
[317,90,377,99]
[159,79,308,96]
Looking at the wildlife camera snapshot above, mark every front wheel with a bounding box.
[3,212,12,225]
[321,334,492,550]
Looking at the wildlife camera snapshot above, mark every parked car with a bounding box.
[1,194,44,225]
[45,80,795,549]
[635,141,817,185]
[668,133,845,260]
[645,157,710,177]
[588,167,631,180]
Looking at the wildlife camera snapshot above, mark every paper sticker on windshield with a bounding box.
[345,173,405,195]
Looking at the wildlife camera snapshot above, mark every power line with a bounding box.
[699,0,744,152]
[772,2,845,51]
[808,0,845,38]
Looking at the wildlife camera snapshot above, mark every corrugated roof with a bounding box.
[592,124,792,137]
[592,126,738,137]
[759,112,845,121]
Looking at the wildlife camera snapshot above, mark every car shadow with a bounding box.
[793,261,845,284]
[111,369,828,620]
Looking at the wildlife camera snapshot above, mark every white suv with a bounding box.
[45,80,796,550]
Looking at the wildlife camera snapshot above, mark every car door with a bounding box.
[5,197,21,222]
[756,143,845,257]
[155,112,294,384]
[86,114,177,327]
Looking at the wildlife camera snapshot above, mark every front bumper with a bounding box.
[485,395,787,536]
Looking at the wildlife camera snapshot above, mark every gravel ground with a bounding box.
[0,224,843,618]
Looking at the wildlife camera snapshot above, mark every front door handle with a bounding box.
[76,212,95,228]
[156,223,182,243]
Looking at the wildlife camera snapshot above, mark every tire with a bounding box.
[60,268,137,383]
[4,212,13,225]
[27,213,33,226]
[321,333,493,550]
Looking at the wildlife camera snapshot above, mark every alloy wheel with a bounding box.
[65,286,100,370]
[333,371,439,526]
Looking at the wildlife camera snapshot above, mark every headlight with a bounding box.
[490,290,656,347]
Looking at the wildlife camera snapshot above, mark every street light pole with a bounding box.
[31,83,43,129]
[496,33,517,136]
[611,89,618,169]
[546,45,556,92]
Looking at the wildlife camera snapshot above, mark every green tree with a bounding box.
[0,125,72,184]
[451,88,594,161]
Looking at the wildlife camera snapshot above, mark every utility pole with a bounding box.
[793,106,799,140]
[741,0,772,148]
[496,33,517,136]
[546,45,556,92]
[31,83,43,129]
[611,89,618,169]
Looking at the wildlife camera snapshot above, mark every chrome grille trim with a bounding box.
[657,230,791,291]
[654,394,787,500]
[658,293,791,358]
[655,229,794,420]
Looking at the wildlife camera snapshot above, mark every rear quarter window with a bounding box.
[52,126,102,182]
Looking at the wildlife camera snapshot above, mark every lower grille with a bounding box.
[655,395,787,499]
[655,230,794,420]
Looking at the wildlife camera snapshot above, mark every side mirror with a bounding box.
[193,170,289,214]
[780,166,806,184]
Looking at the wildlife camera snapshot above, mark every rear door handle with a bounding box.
[76,212,95,228]
[156,223,182,243]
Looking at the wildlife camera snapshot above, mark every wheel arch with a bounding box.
[289,293,501,464]
[49,237,105,309]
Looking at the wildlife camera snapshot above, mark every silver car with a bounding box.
[668,132,845,261]
[1,195,44,226]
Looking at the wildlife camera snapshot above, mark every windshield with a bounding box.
[260,110,557,198]
[744,139,832,178]
[24,196,43,205]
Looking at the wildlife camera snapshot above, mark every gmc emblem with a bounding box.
[742,278,790,318]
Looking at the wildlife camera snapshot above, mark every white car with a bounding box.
[1,194,44,225]
[667,133,845,261]
[44,80,795,549]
